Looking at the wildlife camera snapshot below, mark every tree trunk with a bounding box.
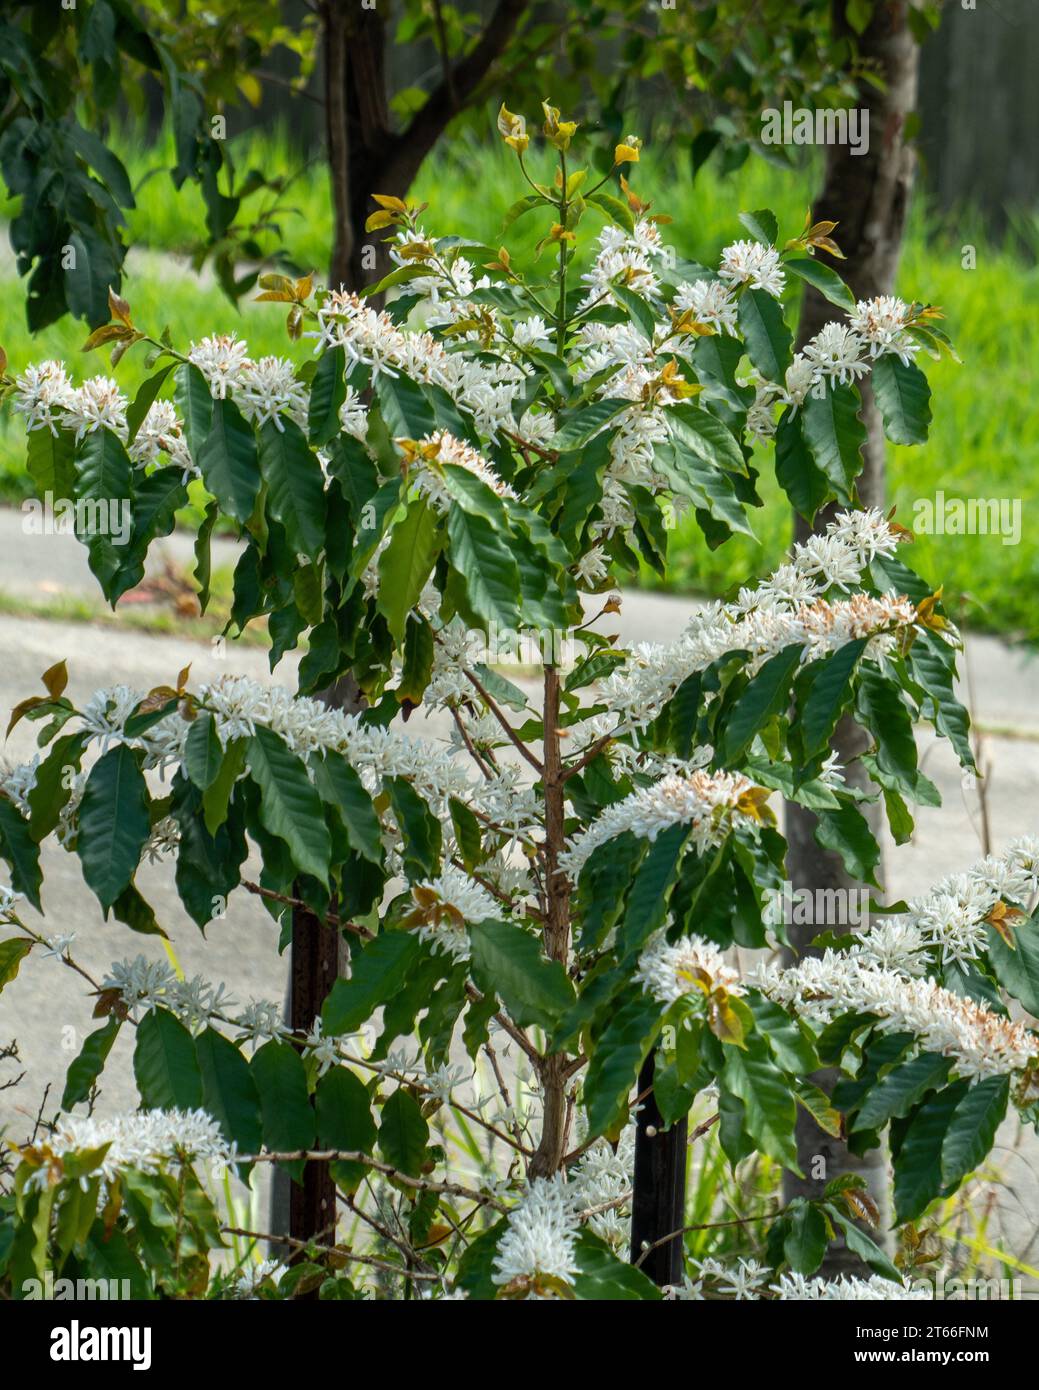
[320,0,531,292]
[270,677,364,1256]
[782,0,920,1273]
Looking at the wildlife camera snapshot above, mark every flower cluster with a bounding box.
[559,769,766,878]
[634,930,745,1005]
[855,836,1039,972]
[756,952,1039,1082]
[666,1261,931,1301]
[597,506,914,731]
[27,1107,233,1189]
[406,865,500,963]
[491,1175,580,1297]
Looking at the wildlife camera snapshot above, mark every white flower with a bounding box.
[41,932,76,958]
[235,999,291,1047]
[560,769,766,878]
[80,685,144,750]
[757,952,1039,1081]
[13,360,75,433]
[782,353,817,410]
[127,399,196,479]
[338,386,368,440]
[573,546,609,588]
[0,883,23,920]
[230,1258,288,1299]
[404,431,517,512]
[849,295,918,365]
[304,1017,341,1077]
[491,1175,580,1296]
[408,865,499,963]
[634,930,744,1004]
[718,240,785,297]
[818,751,846,789]
[187,333,250,398]
[714,1257,772,1300]
[672,278,739,335]
[61,376,129,442]
[569,1128,635,1248]
[103,955,178,1019]
[512,315,551,348]
[772,1272,931,1300]
[802,322,869,385]
[40,1108,233,1187]
[234,355,309,431]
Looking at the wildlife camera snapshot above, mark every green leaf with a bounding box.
[784,257,857,314]
[610,282,658,342]
[134,1010,203,1110]
[194,499,220,614]
[308,346,347,446]
[199,397,260,524]
[251,1040,315,1176]
[446,503,522,629]
[723,1036,800,1172]
[0,800,44,911]
[468,919,574,1030]
[813,802,880,886]
[853,1052,952,1131]
[721,643,802,763]
[571,1230,662,1300]
[174,362,214,458]
[323,933,422,1035]
[27,426,75,497]
[825,1205,902,1283]
[940,1076,1009,1190]
[311,753,383,864]
[582,992,662,1139]
[667,403,747,475]
[797,639,868,759]
[737,287,792,383]
[0,936,32,992]
[985,917,1039,1016]
[616,823,690,956]
[783,1200,828,1275]
[737,208,778,246]
[385,777,441,881]
[76,744,151,912]
[126,365,175,443]
[803,385,865,503]
[195,1026,262,1154]
[246,726,331,885]
[746,992,818,1073]
[376,498,441,642]
[202,737,247,837]
[316,1066,377,1194]
[893,1082,970,1223]
[872,355,932,446]
[62,1017,121,1109]
[378,1088,429,1178]
[184,711,223,791]
[258,417,326,559]
[374,371,436,439]
[548,398,629,451]
[775,408,830,522]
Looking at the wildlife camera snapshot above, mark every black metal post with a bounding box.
[629,1051,688,1286]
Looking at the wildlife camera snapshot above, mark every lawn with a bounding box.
[1,131,1036,639]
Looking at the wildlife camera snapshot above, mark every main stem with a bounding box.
[530,663,571,1177]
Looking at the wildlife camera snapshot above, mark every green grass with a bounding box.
[1,130,1037,638]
